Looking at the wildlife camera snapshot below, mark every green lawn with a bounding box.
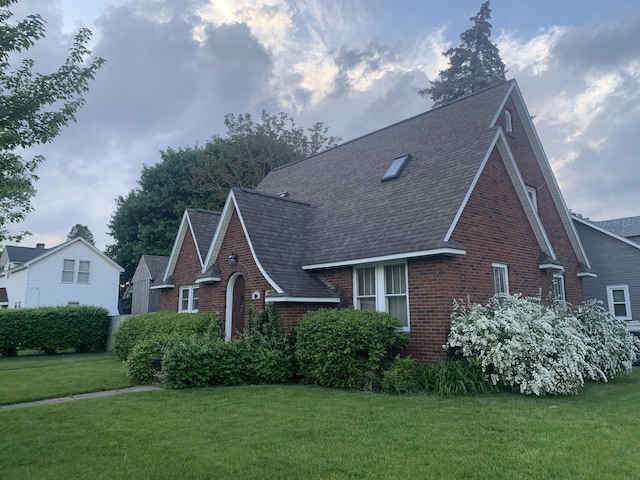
[0,353,131,405]
[1,354,639,479]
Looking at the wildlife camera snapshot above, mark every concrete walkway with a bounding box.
[1,385,161,411]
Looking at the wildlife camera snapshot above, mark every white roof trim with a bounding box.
[539,263,564,270]
[195,276,221,284]
[572,215,640,251]
[577,271,598,278]
[489,80,516,128]
[18,237,123,272]
[202,190,283,294]
[265,296,340,303]
[162,209,191,282]
[301,247,466,271]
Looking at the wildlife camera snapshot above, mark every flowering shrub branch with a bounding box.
[447,295,640,396]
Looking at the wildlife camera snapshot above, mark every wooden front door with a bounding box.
[231,276,245,337]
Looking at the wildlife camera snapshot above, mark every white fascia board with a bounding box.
[539,263,564,270]
[150,283,174,290]
[265,296,340,303]
[163,209,190,282]
[444,132,497,242]
[510,82,591,268]
[301,248,466,271]
[489,80,516,128]
[577,272,598,278]
[195,276,221,284]
[202,190,283,294]
[186,212,205,266]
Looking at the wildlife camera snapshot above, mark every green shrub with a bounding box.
[210,339,250,386]
[242,304,294,384]
[381,355,420,395]
[124,334,173,384]
[295,308,410,389]
[162,336,217,389]
[0,306,109,355]
[113,311,221,361]
[421,359,496,395]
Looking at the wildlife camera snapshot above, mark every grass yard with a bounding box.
[0,353,131,405]
[0,355,639,480]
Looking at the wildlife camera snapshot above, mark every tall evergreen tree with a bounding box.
[419,1,506,107]
[66,224,95,245]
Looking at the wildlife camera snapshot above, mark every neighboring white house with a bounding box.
[0,238,123,315]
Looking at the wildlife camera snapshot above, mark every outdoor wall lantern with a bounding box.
[228,253,238,265]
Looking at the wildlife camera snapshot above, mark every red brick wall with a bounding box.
[159,228,201,312]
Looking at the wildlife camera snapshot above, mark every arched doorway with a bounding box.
[225,273,246,339]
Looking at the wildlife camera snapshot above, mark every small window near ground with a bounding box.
[493,263,509,296]
[607,285,632,320]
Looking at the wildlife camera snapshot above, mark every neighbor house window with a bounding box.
[355,263,409,330]
[607,285,632,320]
[553,274,565,304]
[62,259,91,284]
[179,286,199,313]
[493,263,509,296]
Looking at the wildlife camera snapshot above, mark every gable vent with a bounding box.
[382,154,411,182]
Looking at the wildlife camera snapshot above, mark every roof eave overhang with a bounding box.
[195,276,221,284]
[265,296,341,303]
[577,272,598,278]
[301,247,466,271]
[150,283,174,290]
[538,263,564,271]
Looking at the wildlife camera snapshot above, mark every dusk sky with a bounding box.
[7,0,640,251]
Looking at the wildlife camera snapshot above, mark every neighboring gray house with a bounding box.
[130,254,169,315]
[572,215,640,332]
[594,216,640,245]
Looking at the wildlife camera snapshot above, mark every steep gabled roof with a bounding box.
[595,216,640,239]
[159,208,221,285]
[141,255,169,281]
[203,188,338,300]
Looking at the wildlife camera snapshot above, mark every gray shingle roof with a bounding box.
[257,80,513,266]
[187,208,221,261]
[4,245,48,264]
[595,216,640,239]
[142,255,169,280]
[233,188,336,298]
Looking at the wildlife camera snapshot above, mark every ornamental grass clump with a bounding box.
[447,294,640,396]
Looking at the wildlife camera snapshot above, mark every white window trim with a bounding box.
[553,273,565,304]
[62,259,91,284]
[179,285,199,313]
[606,285,632,321]
[492,263,509,296]
[77,260,91,284]
[353,261,410,331]
[62,259,76,283]
[505,110,513,133]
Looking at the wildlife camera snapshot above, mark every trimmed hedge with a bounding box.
[113,311,222,361]
[0,306,110,356]
[295,308,410,389]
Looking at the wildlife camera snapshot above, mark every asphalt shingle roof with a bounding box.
[187,208,221,261]
[4,245,48,264]
[141,255,169,280]
[256,80,513,266]
[595,216,640,239]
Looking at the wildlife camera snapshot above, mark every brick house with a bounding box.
[152,208,221,313]
[159,79,593,363]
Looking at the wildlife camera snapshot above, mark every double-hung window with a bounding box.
[355,263,409,330]
[179,286,199,313]
[607,285,632,320]
[553,274,565,305]
[62,260,91,284]
[492,263,509,297]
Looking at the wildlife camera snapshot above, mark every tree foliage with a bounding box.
[66,223,95,245]
[0,0,105,241]
[419,1,506,107]
[107,110,339,284]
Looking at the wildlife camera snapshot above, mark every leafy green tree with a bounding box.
[107,111,339,284]
[0,0,105,241]
[419,1,506,107]
[66,224,95,245]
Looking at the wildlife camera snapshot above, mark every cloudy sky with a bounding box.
[7,0,640,251]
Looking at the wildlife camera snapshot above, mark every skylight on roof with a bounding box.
[382,154,411,182]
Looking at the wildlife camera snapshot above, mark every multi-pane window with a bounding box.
[492,263,509,296]
[355,263,409,329]
[607,285,632,320]
[62,259,91,284]
[553,274,565,304]
[179,286,199,313]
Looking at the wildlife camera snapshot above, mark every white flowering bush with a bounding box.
[447,295,640,396]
